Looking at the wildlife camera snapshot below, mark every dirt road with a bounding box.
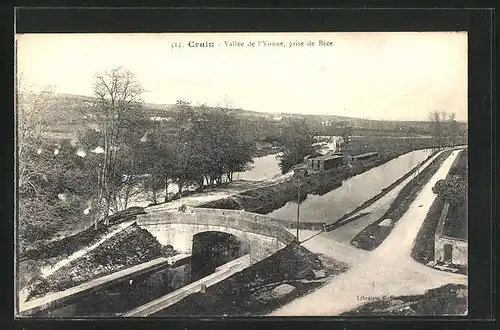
[286,149,445,262]
[270,149,466,316]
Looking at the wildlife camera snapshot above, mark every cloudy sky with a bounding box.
[16,32,467,121]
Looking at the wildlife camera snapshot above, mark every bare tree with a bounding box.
[92,67,143,226]
[429,110,461,150]
[223,95,233,109]
[447,112,459,147]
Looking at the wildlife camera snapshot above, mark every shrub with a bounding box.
[432,176,467,207]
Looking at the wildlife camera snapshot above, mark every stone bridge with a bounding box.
[136,206,297,264]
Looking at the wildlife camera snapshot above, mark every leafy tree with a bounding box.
[204,107,255,184]
[166,102,255,192]
[16,83,85,250]
[428,110,466,149]
[429,111,444,149]
[138,129,178,203]
[432,177,467,207]
[278,118,316,174]
[169,100,202,195]
[429,110,463,149]
[336,125,353,154]
[446,112,461,147]
[79,105,150,213]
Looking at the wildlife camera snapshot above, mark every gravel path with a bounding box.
[270,149,466,316]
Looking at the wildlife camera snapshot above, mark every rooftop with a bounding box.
[352,152,378,157]
[309,154,344,161]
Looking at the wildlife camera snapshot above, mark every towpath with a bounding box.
[323,149,443,244]
[271,149,466,316]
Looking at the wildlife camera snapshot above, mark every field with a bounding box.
[345,136,459,156]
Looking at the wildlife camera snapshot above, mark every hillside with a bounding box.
[37,93,466,142]
[54,93,356,121]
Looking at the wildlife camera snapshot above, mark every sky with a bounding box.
[16,32,467,121]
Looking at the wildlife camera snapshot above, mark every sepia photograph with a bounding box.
[15,32,468,317]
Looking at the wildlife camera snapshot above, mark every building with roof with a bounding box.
[307,154,344,172]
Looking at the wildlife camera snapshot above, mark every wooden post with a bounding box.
[296,182,300,241]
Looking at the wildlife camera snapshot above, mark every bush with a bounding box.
[432,176,467,207]
[18,196,59,252]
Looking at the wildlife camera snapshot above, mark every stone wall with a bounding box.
[434,235,468,266]
[123,254,252,317]
[31,257,191,317]
[139,261,192,293]
[434,202,468,266]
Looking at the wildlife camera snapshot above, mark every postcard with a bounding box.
[15,31,468,317]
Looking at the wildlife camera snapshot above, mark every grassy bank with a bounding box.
[341,284,467,316]
[20,207,146,262]
[151,244,348,317]
[22,223,173,302]
[350,150,453,251]
[411,197,445,265]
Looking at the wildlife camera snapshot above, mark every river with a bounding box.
[234,153,282,182]
[267,149,433,224]
[234,137,341,182]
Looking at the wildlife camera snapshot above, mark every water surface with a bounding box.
[267,149,433,223]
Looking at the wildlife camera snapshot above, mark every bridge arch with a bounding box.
[190,231,248,280]
[135,207,296,264]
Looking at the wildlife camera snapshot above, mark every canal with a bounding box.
[267,149,433,224]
